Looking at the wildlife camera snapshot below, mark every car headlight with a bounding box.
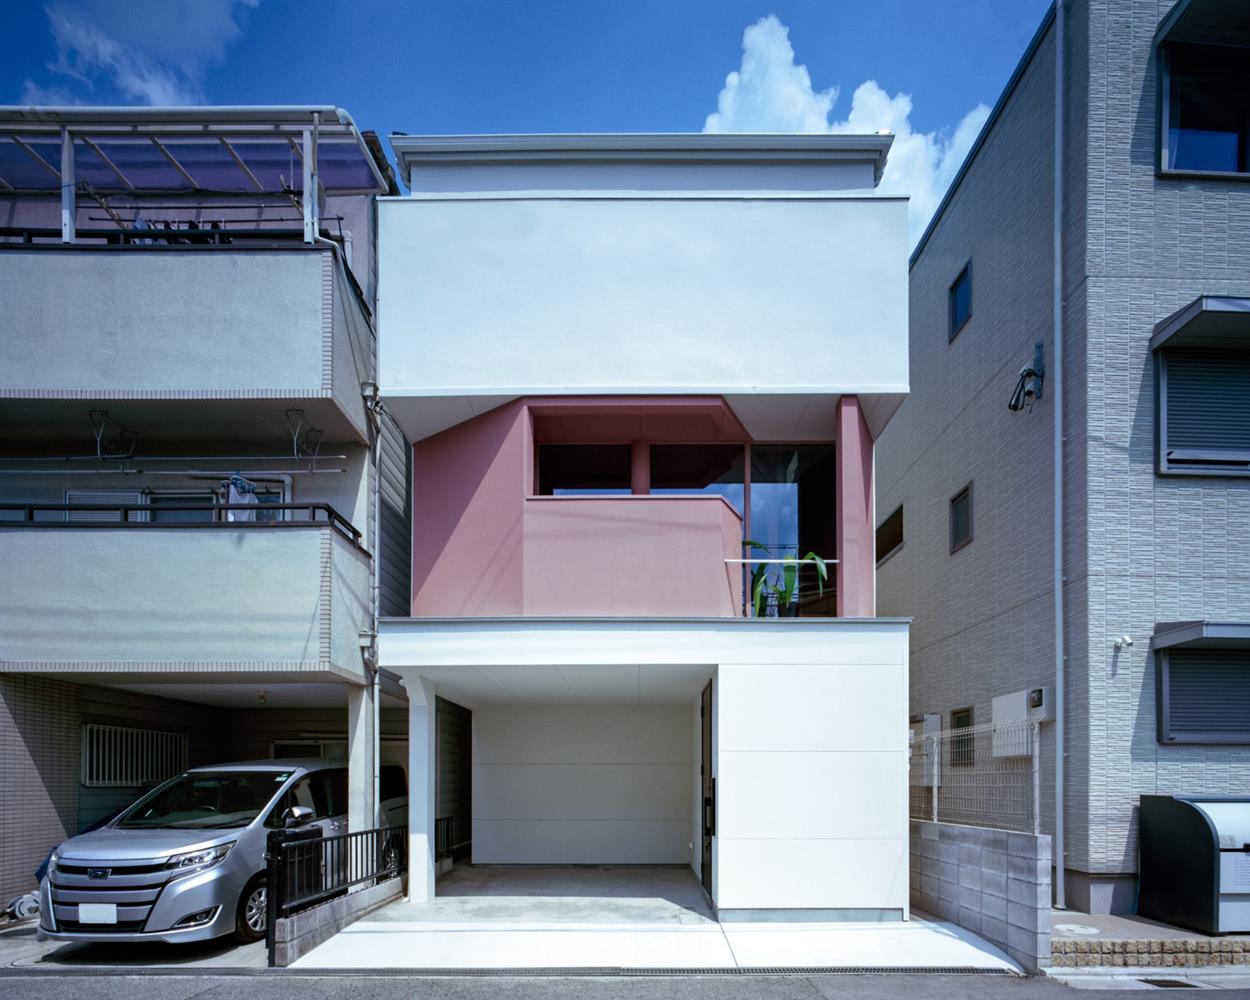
[164,843,234,878]
[48,847,62,873]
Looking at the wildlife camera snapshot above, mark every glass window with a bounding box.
[876,505,904,564]
[950,484,973,553]
[748,446,837,616]
[949,264,972,340]
[117,770,290,829]
[148,491,216,523]
[951,707,975,766]
[650,444,745,514]
[1159,349,1250,476]
[380,764,407,802]
[537,444,631,496]
[1164,43,1250,174]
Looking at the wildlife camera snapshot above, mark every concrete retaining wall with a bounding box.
[271,876,404,968]
[910,819,1051,972]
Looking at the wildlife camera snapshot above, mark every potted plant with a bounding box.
[744,540,829,617]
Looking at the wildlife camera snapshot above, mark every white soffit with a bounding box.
[385,391,907,444]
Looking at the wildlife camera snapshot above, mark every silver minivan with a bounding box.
[38,760,349,945]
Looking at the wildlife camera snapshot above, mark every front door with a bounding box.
[700,680,714,898]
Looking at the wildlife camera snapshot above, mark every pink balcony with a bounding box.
[409,396,874,618]
[522,495,743,617]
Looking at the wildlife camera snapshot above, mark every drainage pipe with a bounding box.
[1052,0,1067,911]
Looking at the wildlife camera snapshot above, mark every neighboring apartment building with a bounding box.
[376,133,916,916]
[0,107,413,909]
[877,0,1250,914]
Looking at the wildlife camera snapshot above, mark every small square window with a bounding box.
[951,707,974,766]
[876,504,904,565]
[949,263,972,341]
[1157,648,1250,744]
[949,484,973,553]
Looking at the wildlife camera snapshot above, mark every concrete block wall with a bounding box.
[910,819,1051,972]
[271,876,404,967]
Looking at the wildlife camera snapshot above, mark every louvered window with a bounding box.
[1158,649,1250,744]
[1159,349,1250,475]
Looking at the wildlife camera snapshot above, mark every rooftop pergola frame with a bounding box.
[0,106,391,243]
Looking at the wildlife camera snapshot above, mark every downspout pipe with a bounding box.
[1052,0,1067,911]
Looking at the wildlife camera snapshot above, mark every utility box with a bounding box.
[908,712,942,787]
[990,686,1052,757]
[1139,795,1250,934]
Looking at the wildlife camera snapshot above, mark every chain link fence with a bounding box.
[908,717,1041,834]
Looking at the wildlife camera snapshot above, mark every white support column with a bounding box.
[60,128,74,244]
[346,681,376,833]
[405,674,437,903]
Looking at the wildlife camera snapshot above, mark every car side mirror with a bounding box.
[283,805,314,828]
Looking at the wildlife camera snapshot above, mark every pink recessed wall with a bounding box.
[410,394,876,618]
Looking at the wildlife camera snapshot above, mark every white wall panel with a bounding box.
[379,197,907,402]
[472,706,694,864]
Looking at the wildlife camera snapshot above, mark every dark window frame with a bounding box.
[948,261,973,341]
[876,504,904,566]
[1157,40,1250,181]
[950,706,975,767]
[949,482,974,554]
[1155,349,1250,478]
[1157,648,1250,744]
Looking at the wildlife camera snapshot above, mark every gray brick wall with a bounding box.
[881,0,1250,893]
[910,820,1052,972]
[0,675,79,902]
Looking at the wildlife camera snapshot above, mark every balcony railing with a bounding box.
[0,502,365,550]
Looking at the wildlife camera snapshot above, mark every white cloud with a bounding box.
[705,15,990,246]
[19,0,258,106]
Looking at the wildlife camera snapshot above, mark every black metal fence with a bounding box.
[265,824,407,964]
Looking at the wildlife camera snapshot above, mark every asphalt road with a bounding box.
[0,972,1222,1000]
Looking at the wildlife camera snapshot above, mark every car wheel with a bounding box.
[235,876,267,943]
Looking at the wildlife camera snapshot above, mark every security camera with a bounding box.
[1114,635,1133,649]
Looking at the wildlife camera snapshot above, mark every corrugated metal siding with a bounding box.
[1165,351,1250,451]
[437,697,472,861]
[378,410,412,616]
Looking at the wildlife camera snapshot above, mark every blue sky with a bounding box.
[3,0,1051,241]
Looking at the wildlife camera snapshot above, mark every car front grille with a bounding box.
[49,856,178,932]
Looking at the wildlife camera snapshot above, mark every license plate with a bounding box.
[78,902,117,924]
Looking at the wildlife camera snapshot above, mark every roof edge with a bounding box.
[389,132,895,186]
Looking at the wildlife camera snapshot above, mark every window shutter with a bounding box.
[1164,350,1250,468]
[1166,649,1250,742]
[64,490,146,522]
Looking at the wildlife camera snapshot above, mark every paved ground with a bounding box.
[1052,910,1250,945]
[0,972,1139,1000]
[292,866,1016,971]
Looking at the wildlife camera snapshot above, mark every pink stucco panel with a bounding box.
[834,394,875,617]
[522,496,743,617]
[410,400,532,616]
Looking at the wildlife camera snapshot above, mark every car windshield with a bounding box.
[116,770,293,829]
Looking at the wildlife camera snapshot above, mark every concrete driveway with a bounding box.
[292,865,1018,973]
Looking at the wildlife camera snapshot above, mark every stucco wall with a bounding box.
[379,196,908,400]
[0,526,368,679]
[472,705,693,864]
[0,246,370,441]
